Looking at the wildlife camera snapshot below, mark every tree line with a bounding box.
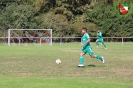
[0,0,133,37]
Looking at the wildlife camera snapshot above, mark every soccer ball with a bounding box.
[56,59,61,64]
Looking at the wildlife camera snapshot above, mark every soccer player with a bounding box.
[78,27,105,67]
[96,30,107,49]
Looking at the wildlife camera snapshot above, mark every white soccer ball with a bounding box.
[56,59,61,64]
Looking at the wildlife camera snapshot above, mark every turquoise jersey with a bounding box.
[82,33,90,48]
[97,32,103,39]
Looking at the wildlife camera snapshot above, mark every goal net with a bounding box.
[8,29,52,46]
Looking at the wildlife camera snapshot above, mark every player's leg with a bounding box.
[79,52,85,65]
[91,55,105,63]
[96,39,99,47]
[87,47,105,63]
[78,47,87,67]
[102,42,107,49]
[101,39,107,49]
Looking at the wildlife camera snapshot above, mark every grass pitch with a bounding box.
[0,43,133,88]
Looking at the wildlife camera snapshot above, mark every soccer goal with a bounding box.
[8,29,52,46]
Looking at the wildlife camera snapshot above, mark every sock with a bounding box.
[96,42,99,46]
[95,55,102,61]
[79,56,84,65]
[102,42,106,48]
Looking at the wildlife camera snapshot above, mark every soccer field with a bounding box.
[0,43,133,88]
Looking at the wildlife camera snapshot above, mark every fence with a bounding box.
[0,37,133,46]
[53,37,133,45]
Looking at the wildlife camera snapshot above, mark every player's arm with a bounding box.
[81,38,90,46]
[83,38,90,45]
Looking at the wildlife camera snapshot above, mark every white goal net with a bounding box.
[8,29,52,46]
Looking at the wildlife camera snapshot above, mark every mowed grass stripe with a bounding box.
[0,76,132,88]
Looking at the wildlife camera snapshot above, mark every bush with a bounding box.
[43,13,69,37]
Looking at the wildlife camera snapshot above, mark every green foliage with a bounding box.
[0,0,133,37]
[24,0,50,12]
[28,14,49,29]
[43,13,70,37]
[0,3,35,30]
[86,3,133,37]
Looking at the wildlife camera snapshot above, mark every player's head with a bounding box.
[98,29,100,32]
[82,27,87,34]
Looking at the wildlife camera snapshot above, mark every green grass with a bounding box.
[0,43,133,88]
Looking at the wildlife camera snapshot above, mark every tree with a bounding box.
[0,3,35,30]
[86,3,133,37]
[43,13,69,37]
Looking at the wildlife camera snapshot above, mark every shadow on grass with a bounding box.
[87,64,106,68]
[87,64,96,67]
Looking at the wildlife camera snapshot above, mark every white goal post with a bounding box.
[8,29,52,46]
